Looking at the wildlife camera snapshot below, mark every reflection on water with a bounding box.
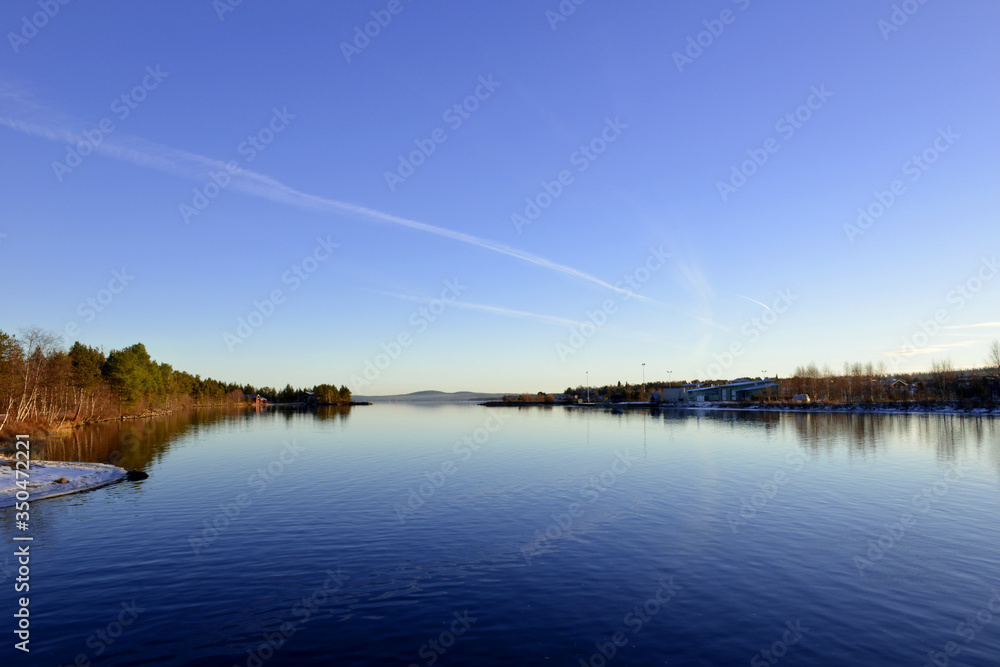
[33,405,998,477]
[774,410,1000,464]
[595,407,1000,480]
[8,404,1000,666]
[34,405,354,469]
[598,407,999,455]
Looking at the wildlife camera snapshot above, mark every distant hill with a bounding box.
[353,390,509,403]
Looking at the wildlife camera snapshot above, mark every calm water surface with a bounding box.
[4,405,1000,666]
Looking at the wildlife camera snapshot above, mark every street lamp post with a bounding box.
[586,371,589,404]
[642,363,646,402]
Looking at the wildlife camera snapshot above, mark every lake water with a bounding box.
[4,405,1000,666]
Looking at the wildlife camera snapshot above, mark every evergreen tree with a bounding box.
[103,343,155,408]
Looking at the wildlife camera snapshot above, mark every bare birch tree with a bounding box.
[987,339,1000,375]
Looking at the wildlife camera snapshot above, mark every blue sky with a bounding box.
[2,1,999,394]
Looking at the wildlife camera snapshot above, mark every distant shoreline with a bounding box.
[479,401,1000,417]
[266,401,372,407]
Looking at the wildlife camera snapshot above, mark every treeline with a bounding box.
[551,340,1000,407]
[786,345,1000,405]
[240,383,351,404]
[564,380,673,402]
[500,392,556,403]
[0,326,351,434]
[311,383,351,404]
[786,360,894,403]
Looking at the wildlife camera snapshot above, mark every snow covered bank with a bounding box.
[0,460,128,508]
[666,403,1000,416]
[578,402,1000,416]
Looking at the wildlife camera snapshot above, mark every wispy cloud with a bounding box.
[942,322,1000,330]
[381,292,588,328]
[674,256,714,303]
[884,340,979,356]
[0,85,667,306]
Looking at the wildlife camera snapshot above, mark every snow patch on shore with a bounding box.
[666,403,1000,416]
[0,460,128,507]
[584,402,1000,416]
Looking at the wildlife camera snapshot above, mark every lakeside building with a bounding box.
[683,378,778,402]
[659,387,687,402]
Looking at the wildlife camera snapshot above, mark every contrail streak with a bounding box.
[0,97,657,303]
[380,292,588,328]
[727,291,771,310]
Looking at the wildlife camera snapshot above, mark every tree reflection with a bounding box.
[29,406,353,469]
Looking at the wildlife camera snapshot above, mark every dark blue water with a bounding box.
[4,406,1000,666]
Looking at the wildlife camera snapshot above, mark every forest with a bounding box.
[0,326,351,436]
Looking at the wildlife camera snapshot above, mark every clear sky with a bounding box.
[2,1,999,394]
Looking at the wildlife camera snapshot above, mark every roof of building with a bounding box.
[686,379,778,392]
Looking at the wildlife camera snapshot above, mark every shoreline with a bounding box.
[666,403,998,416]
[1,403,240,445]
[2,401,369,445]
[482,401,1000,417]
